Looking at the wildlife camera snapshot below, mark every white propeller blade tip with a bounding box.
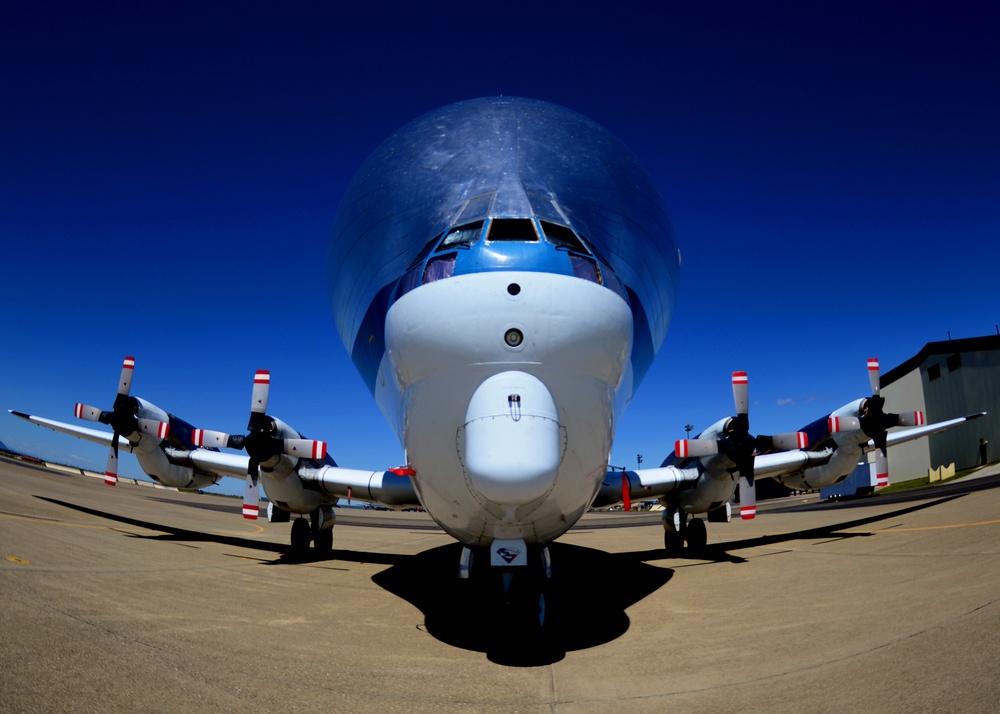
[139,419,170,439]
[192,429,229,448]
[74,404,102,421]
[251,370,271,413]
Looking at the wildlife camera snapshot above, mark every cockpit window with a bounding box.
[540,221,588,253]
[436,221,483,252]
[423,253,456,284]
[408,233,442,269]
[569,254,602,285]
[487,218,539,242]
[455,193,494,224]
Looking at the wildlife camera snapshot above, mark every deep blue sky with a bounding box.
[2,2,998,489]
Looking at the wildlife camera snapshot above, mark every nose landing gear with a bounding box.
[460,543,556,632]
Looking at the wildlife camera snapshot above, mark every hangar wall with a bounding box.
[880,368,930,481]
[881,335,1000,480]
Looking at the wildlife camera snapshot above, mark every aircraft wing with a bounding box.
[10,411,133,451]
[593,448,836,509]
[753,448,835,479]
[302,465,421,508]
[164,446,250,479]
[880,412,987,449]
[12,409,419,507]
[592,466,699,508]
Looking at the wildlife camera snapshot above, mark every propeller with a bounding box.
[738,476,756,520]
[674,371,808,519]
[191,370,327,519]
[73,356,169,486]
[675,371,809,482]
[828,358,925,487]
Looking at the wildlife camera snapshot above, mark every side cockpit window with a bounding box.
[487,218,539,242]
[408,233,442,269]
[436,221,483,252]
[540,221,588,253]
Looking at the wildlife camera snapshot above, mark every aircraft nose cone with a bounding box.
[460,371,562,505]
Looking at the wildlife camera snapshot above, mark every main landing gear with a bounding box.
[286,506,334,556]
[663,507,707,555]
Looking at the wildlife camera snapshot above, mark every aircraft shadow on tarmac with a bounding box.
[34,493,962,667]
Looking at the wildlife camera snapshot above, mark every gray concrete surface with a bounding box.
[2,457,999,712]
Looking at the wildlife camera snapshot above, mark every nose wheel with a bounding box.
[460,545,555,632]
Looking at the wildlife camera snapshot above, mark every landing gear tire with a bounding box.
[290,517,311,554]
[504,569,550,634]
[686,517,707,552]
[664,529,683,556]
[314,528,333,553]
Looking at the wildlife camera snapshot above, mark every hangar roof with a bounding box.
[882,334,1000,388]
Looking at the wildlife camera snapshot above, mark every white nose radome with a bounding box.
[460,371,562,505]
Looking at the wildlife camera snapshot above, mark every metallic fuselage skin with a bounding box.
[328,98,679,545]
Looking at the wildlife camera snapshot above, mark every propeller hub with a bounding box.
[107,395,139,437]
[859,395,900,449]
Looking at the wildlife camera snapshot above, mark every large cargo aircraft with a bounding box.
[13,98,983,625]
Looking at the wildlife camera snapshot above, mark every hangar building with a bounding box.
[880,334,999,482]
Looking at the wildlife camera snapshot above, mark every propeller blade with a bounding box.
[283,439,327,460]
[736,456,755,486]
[192,428,231,448]
[250,370,270,415]
[105,446,118,486]
[138,418,170,440]
[118,356,135,396]
[874,447,889,487]
[738,476,756,519]
[897,411,926,427]
[675,439,720,459]
[74,403,103,422]
[242,473,259,519]
[732,371,749,416]
[770,431,809,451]
[867,358,880,397]
[829,416,861,433]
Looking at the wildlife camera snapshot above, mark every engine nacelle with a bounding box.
[134,446,222,490]
[127,398,221,490]
[663,417,730,469]
[774,447,859,491]
[254,416,326,514]
[663,417,742,513]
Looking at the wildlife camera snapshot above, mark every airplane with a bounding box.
[609,358,985,554]
[11,97,985,626]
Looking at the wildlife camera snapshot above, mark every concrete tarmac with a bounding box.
[2,456,1000,712]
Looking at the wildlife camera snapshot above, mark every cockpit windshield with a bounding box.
[486,218,539,242]
[436,221,483,252]
[540,221,588,253]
